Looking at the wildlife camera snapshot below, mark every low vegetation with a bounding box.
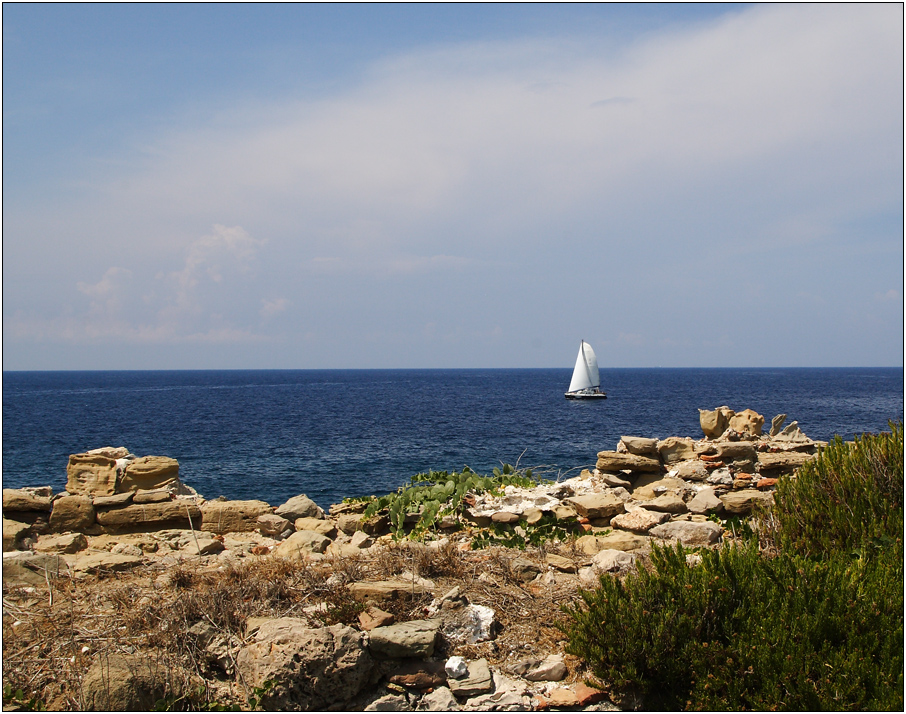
[561,423,904,711]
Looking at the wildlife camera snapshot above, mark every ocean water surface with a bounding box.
[2,368,902,509]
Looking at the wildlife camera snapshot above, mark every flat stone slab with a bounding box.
[448,658,493,698]
[347,580,431,602]
[595,452,661,473]
[70,552,143,574]
[610,508,670,534]
[367,619,441,658]
[649,520,723,547]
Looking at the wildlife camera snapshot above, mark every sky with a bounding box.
[3,3,903,370]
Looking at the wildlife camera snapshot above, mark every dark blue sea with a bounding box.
[2,369,902,510]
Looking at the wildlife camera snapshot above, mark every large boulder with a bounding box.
[275,494,325,521]
[96,500,201,533]
[699,407,735,439]
[119,456,180,492]
[66,453,119,496]
[201,500,273,534]
[49,495,96,533]
[728,409,764,437]
[235,619,373,711]
[595,452,661,473]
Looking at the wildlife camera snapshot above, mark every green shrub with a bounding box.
[561,424,904,711]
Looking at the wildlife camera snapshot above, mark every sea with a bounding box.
[2,368,902,510]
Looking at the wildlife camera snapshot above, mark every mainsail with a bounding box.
[567,340,600,393]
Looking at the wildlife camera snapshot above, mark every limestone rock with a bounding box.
[631,475,688,501]
[35,532,88,554]
[81,654,178,711]
[365,694,411,711]
[236,619,373,711]
[565,493,625,519]
[132,488,173,504]
[649,520,723,547]
[2,551,66,586]
[699,407,734,439]
[595,452,661,473]
[201,500,273,534]
[257,513,292,537]
[49,495,96,533]
[368,619,441,659]
[610,508,670,534]
[71,551,144,575]
[3,489,52,512]
[275,494,325,521]
[518,654,567,682]
[447,658,493,698]
[687,488,724,515]
[419,686,460,711]
[349,530,374,549]
[757,451,814,474]
[3,518,35,551]
[720,489,774,515]
[769,413,788,437]
[273,530,331,559]
[184,534,225,557]
[773,421,813,445]
[728,409,764,436]
[66,452,118,496]
[672,460,709,481]
[619,436,659,456]
[657,437,696,464]
[358,606,394,631]
[120,457,180,492]
[387,660,446,690]
[92,492,134,507]
[347,580,431,602]
[294,517,338,538]
[545,553,578,572]
[591,549,637,575]
[96,501,201,533]
[644,493,687,514]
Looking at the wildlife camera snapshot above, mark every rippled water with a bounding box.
[2,368,902,508]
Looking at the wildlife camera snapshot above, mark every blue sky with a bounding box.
[3,3,903,370]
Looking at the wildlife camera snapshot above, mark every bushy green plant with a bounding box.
[363,464,543,540]
[561,424,904,711]
[470,513,578,550]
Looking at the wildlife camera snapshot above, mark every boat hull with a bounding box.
[565,390,607,400]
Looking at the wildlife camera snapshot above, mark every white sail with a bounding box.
[567,340,600,393]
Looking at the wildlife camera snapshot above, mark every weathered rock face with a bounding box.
[49,495,96,533]
[347,580,431,602]
[757,451,815,475]
[81,654,179,711]
[96,501,201,533]
[34,532,88,554]
[294,517,338,538]
[275,494,325,521]
[272,530,331,559]
[649,520,723,547]
[66,453,118,496]
[368,619,441,658]
[595,451,661,473]
[120,456,180,492]
[201,500,273,534]
[687,488,724,515]
[699,407,735,438]
[447,658,494,698]
[610,508,670,534]
[564,493,625,520]
[619,436,659,456]
[657,437,696,464]
[257,513,292,537]
[3,518,34,551]
[3,489,52,512]
[720,489,774,515]
[728,409,764,437]
[236,619,373,711]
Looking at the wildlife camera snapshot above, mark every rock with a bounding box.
[275,494,326,521]
[120,457,180,492]
[687,488,724,515]
[347,580,431,602]
[349,530,374,549]
[294,517,338,538]
[672,460,709,481]
[757,451,814,474]
[728,409,764,436]
[591,549,637,575]
[96,501,201,533]
[368,619,441,659]
[523,507,544,525]
[132,488,173,504]
[35,532,88,554]
[462,672,527,710]
[2,551,66,585]
[657,437,696,464]
[184,534,225,557]
[521,654,567,682]
[552,504,578,521]
[699,407,734,439]
[257,513,292,537]
[595,452,661,473]
[544,688,580,708]
[597,471,633,488]
[644,493,687,514]
[438,603,496,645]
[565,493,625,519]
[619,436,660,456]
[631,475,687,501]
[510,557,542,582]
[447,658,493,698]
[649,520,723,547]
[236,619,373,711]
[71,552,143,575]
[92,492,134,507]
[715,441,758,462]
[201,500,273,534]
[446,656,469,679]
[272,530,331,558]
[757,477,779,489]
[575,683,608,706]
[545,553,578,572]
[491,511,520,524]
[336,513,365,535]
[3,489,52,512]
[49,495,96,533]
[705,468,734,486]
[720,489,774,515]
[358,606,394,631]
[387,660,447,690]
[365,693,411,711]
[594,530,650,552]
[770,413,788,437]
[419,686,460,711]
[610,508,670,534]
[66,452,119,496]
[81,654,178,711]
[3,518,34,551]
[773,421,813,445]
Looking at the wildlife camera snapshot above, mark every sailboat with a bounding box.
[565,340,607,399]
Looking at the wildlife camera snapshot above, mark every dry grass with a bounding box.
[3,538,590,711]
